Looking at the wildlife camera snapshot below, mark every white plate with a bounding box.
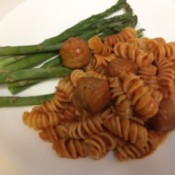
[0,0,175,175]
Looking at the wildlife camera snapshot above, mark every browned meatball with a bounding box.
[147,96,175,132]
[73,77,111,113]
[60,37,91,69]
[107,59,138,77]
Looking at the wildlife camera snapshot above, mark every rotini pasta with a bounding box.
[104,115,148,148]
[41,91,70,111]
[149,42,175,63]
[88,35,112,56]
[70,69,88,87]
[115,131,166,161]
[39,127,59,142]
[53,138,88,159]
[87,53,117,72]
[114,94,133,117]
[127,37,148,50]
[56,77,75,101]
[23,109,61,130]
[84,132,117,159]
[114,42,154,67]
[120,72,158,120]
[157,58,175,97]
[104,27,137,47]
[109,77,124,99]
[55,115,104,139]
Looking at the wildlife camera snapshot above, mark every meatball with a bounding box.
[60,37,91,69]
[73,77,111,113]
[147,96,175,132]
[107,59,138,77]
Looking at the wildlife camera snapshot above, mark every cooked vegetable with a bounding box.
[0,94,54,107]
[0,66,72,84]
[0,53,56,73]
[0,55,25,68]
[8,55,62,94]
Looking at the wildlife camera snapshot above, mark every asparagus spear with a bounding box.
[0,66,72,84]
[8,55,62,94]
[0,53,56,73]
[0,55,25,68]
[0,93,54,107]
[0,0,130,55]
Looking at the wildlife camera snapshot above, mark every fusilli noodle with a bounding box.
[104,27,137,47]
[120,72,158,120]
[104,115,148,148]
[115,131,166,161]
[114,42,154,67]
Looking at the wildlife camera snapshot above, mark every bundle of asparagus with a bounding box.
[0,0,141,107]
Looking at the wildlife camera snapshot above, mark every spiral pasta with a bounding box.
[55,115,104,139]
[56,77,75,101]
[41,91,70,112]
[23,109,61,130]
[39,127,59,142]
[109,77,124,99]
[115,131,165,161]
[53,138,88,159]
[88,35,112,56]
[70,69,88,87]
[149,42,175,63]
[138,65,157,85]
[84,132,117,159]
[87,53,117,72]
[127,37,148,50]
[23,105,78,130]
[115,94,133,117]
[104,115,148,148]
[120,72,158,120]
[157,58,175,96]
[114,42,154,67]
[104,27,137,47]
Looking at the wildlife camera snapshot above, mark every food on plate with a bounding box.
[73,77,111,113]
[107,59,138,76]
[22,27,175,161]
[60,37,91,69]
[147,96,175,132]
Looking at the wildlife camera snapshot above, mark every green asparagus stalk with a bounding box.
[0,66,72,84]
[41,55,62,67]
[0,53,56,73]
[0,0,132,55]
[0,93,54,107]
[8,55,62,87]
[8,55,62,94]
[0,55,25,68]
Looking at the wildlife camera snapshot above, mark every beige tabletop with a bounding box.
[0,1,24,175]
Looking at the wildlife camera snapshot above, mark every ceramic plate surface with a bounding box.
[0,0,175,175]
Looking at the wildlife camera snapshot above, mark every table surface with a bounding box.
[0,1,25,174]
